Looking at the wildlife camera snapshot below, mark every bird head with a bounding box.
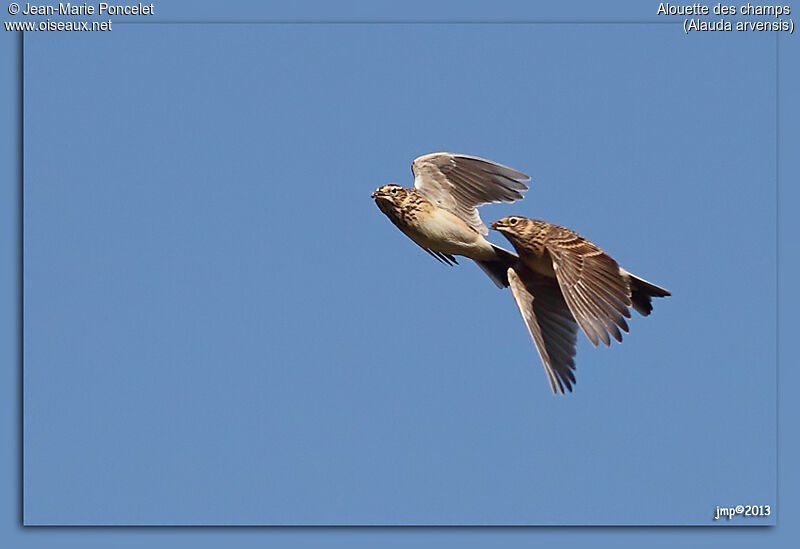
[491,216,530,238]
[492,216,543,263]
[371,184,407,205]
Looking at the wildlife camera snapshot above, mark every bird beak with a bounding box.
[491,220,505,231]
[371,190,381,199]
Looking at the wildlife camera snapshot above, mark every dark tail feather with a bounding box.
[475,245,519,288]
[626,271,671,316]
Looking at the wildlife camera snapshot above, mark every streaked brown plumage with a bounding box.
[372,153,529,287]
[492,216,670,393]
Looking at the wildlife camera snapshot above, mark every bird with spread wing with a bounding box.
[371,152,529,288]
[493,216,670,393]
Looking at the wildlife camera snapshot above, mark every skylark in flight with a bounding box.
[372,152,530,287]
[492,216,671,393]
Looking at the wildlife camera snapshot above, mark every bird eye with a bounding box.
[390,187,398,195]
[509,217,518,226]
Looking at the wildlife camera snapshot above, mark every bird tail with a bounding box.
[475,245,519,289]
[624,269,671,316]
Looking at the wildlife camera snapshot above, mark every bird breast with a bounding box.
[413,208,495,258]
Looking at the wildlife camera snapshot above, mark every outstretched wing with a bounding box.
[543,226,633,347]
[507,267,579,394]
[412,152,529,235]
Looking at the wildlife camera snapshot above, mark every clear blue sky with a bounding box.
[3,0,798,545]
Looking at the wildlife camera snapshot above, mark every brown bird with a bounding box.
[492,216,670,393]
[372,153,530,287]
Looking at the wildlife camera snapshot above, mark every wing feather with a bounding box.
[545,227,633,347]
[507,267,579,394]
[412,152,529,235]
[422,247,458,266]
